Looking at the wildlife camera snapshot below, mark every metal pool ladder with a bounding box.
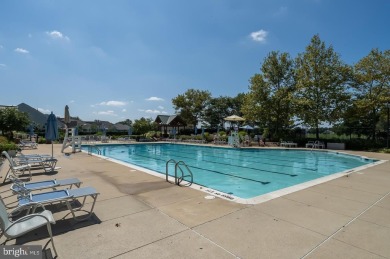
[166,159,193,186]
[88,145,101,155]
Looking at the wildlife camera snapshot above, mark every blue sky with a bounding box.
[0,0,389,123]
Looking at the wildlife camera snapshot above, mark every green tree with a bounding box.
[352,48,390,140]
[0,108,30,139]
[203,93,245,129]
[132,117,156,135]
[242,51,295,139]
[172,89,212,128]
[295,34,351,139]
[231,93,246,117]
[203,96,234,129]
[117,119,133,127]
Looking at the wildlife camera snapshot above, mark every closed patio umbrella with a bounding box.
[28,124,34,136]
[45,112,59,158]
[64,105,70,127]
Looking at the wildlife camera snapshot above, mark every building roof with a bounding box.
[114,123,130,131]
[155,115,186,126]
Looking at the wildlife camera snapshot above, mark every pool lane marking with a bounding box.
[128,153,271,184]
[177,145,371,172]
[173,144,365,168]
[133,147,305,175]
[133,150,298,177]
[189,165,270,185]
[165,146,318,171]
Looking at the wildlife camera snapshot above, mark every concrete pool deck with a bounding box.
[1,144,389,258]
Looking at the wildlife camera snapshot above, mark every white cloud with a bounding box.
[250,29,268,42]
[161,111,168,114]
[158,105,164,110]
[146,97,164,101]
[97,110,118,116]
[14,48,29,54]
[145,109,161,114]
[37,108,51,114]
[69,100,75,103]
[46,30,70,41]
[122,109,127,112]
[99,101,127,106]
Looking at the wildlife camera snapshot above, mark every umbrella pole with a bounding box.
[52,142,54,158]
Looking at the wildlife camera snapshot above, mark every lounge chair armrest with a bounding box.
[5,212,55,233]
[10,202,46,215]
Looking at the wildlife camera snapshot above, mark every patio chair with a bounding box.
[280,141,288,147]
[0,200,57,257]
[305,141,315,148]
[10,176,82,194]
[287,141,297,148]
[1,151,32,183]
[313,140,325,149]
[17,186,99,222]
[18,140,38,149]
[15,153,59,173]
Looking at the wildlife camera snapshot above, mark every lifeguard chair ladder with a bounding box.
[61,128,82,153]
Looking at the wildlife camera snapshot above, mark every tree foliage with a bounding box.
[242,51,295,139]
[294,35,351,139]
[169,35,388,146]
[351,48,390,140]
[117,119,133,127]
[172,89,212,126]
[203,96,235,129]
[132,117,156,135]
[0,108,30,139]
[202,93,245,129]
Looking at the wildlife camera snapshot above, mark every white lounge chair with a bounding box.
[16,153,59,173]
[0,200,57,257]
[17,186,99,222]
[10,176,82,194]
[1,151,32,183]
[18,140,38,149]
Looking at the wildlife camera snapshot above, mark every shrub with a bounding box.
[0,136,8,144]
[0,143,19,154]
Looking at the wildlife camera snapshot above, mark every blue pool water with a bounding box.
[82,144,377,199]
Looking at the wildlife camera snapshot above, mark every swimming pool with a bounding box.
[82,144,379,203]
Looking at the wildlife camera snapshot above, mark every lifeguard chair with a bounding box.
[61,127,81,153]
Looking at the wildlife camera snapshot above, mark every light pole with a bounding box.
[387,102,389,149]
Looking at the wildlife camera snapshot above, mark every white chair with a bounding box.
[18,140,38,149]
[1,151,31,183]
[0,200,57,257]
[313,141,325,149]
[15,153,58,173]
[305,141,315,148]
